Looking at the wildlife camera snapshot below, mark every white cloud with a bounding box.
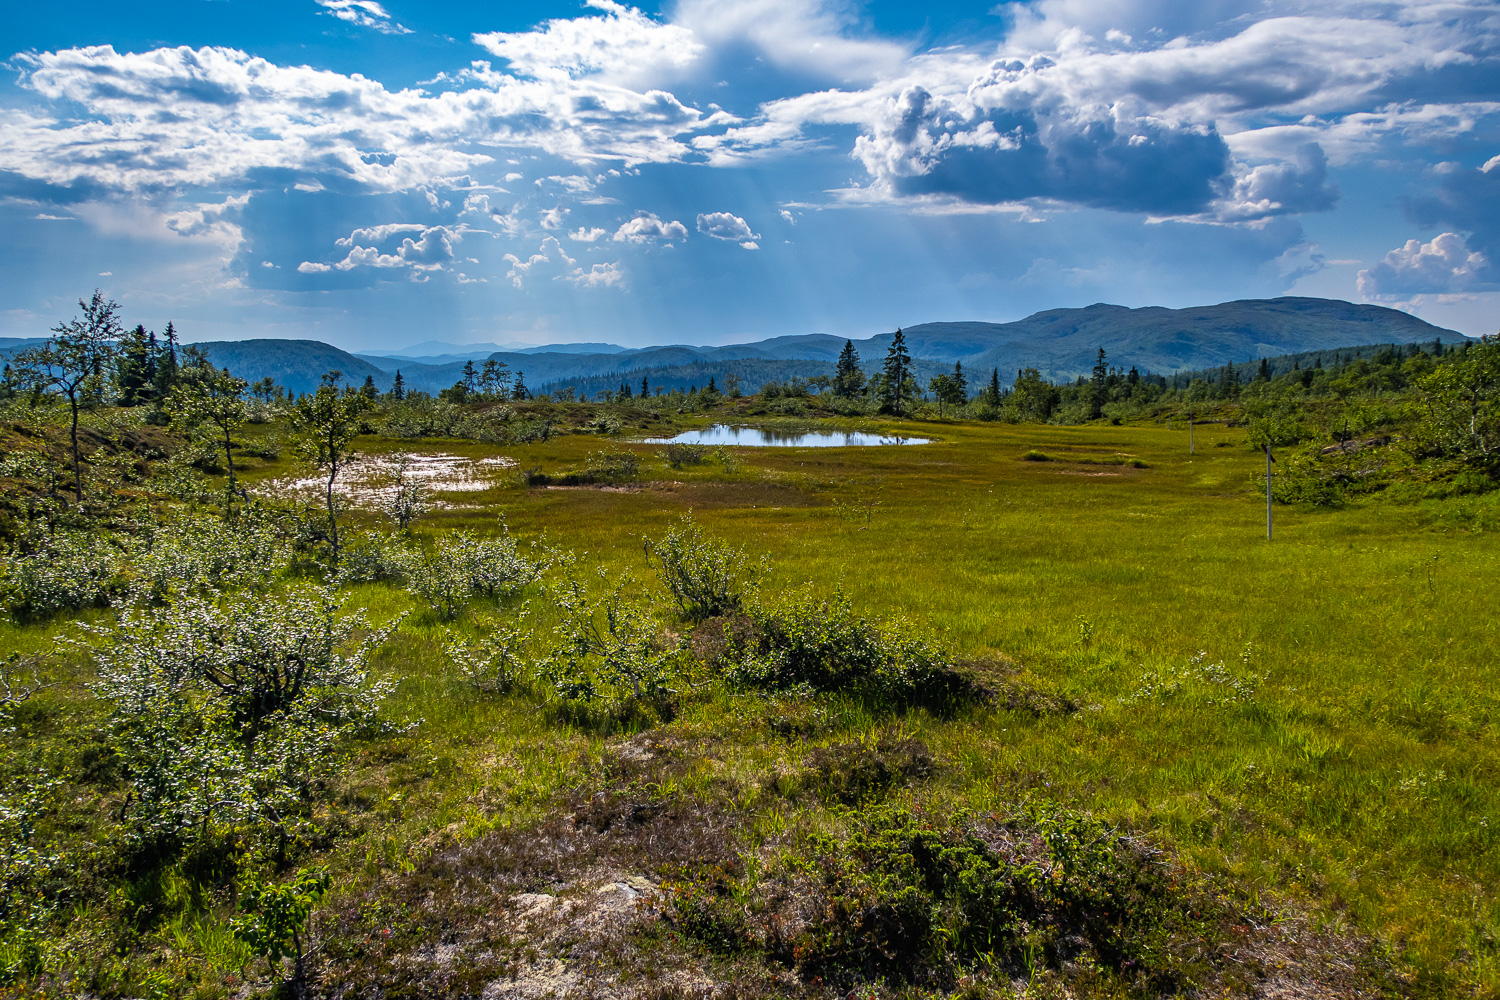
[674,0,906,83]
[1357,232,1497,297]
[697,211,759,248]
[613,212,688,243]
[503,236,575,287]
[301,224,461,275]
[1,38,718,196]
[566,261,625,286]
[315,0,412,35]
[502,236,623,288]
[474,0,703,86]
[569,227,608,241]
[540,207,569,230]
[336,223,427,247]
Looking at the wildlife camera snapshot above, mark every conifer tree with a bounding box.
[640,375,649,397]
[880,329,912,414]
[512,371,529,400]
[390,370,406,400]
[835,340,865,397]
[1089,347,1109,418]
[117,324,153,406]
[988,367,1001,405]
[461,360,478,393]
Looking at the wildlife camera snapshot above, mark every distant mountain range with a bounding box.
[0,298,1471,397]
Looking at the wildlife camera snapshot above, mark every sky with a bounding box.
[1,0,1497,352]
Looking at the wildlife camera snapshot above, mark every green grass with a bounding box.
[6,413,1499,996]
[403,418,1500,989]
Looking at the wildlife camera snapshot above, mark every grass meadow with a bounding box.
[5,413,1498,997]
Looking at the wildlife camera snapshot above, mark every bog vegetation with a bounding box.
[0,292,1496,999]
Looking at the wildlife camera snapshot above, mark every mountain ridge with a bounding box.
[2,297,1471,396]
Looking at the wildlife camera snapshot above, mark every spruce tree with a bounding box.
[391,370,406,400]
[512,371,528,400]
[151,321,180,409]
[880,328,912,415]
[461,360,478,393]
[117,324,152,406]
[1257,358,1271,381]
[988,367,1001,406]
[640,375,649,397]
[951,361,967,399]
[1089,348,1108,419]
[835,340,864,397]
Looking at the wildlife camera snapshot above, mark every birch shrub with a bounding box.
[129,512,289,601]
[80,588,402,857]
[405,530,545,620]
[0,530,122,620]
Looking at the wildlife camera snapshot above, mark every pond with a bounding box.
[642,424,933,447]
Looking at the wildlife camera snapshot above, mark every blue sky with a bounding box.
[1,0,1497,351]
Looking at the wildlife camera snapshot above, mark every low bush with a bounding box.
[662,442,709,468]
[405,530,544,620]
[669,804,1219,992]
[646,515,765,621]
[0,530,122,619]
[719,587,973,709]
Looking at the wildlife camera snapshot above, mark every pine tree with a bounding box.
[391,370,406,400]
[880,328,912,415]
[640,375,649,397]
[512,371,529,400]
[1257,358,1271,381]
[362,375,378,399]
[619,380,632,399]
[461,360,478,393]
[951,361,967,399]
[834,340,864,397]
[707,375,717,394]
[988,367,1001,406]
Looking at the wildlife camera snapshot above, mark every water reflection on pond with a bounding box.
[642,424,933,447]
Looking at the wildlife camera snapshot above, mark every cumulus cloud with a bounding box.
[674,0,906,83]
[1217,143,1338,221]
[569,227,608,241]
[567,261,625,286]
[700,3,1499,216]
[315,0,411,35]
[850,82,1230,215]
[1357,233,1497,297]
[613,212,688,243]
[503,236,624,287]
[474,0,702,86]
[0,37,717,196]
[696,211,759,248]
[301,224,460,275]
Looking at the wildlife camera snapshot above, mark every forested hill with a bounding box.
[820,297,1469,382]
[3,297,1468,395]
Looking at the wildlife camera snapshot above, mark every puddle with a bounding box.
[254,452,515,508]
[642,425,932,447]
